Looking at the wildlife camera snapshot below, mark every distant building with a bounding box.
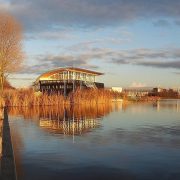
[150,87,179,98]
[178,88,180,95]
[111,87,123,93]
[152,87,164,93]
[123,87,153,97]
[34,67,104,95]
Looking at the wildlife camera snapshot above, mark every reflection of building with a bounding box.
[34,67,104,95]
[38,107,104,135]
[153,88,164,93]
[40,118,100,135]
[156,100,180,112]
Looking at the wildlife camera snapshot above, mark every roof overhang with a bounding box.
[36,67,104,82]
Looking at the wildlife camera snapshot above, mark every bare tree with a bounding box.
[0,13,23,92]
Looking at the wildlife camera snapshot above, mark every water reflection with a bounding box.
[9,103,122,135]
[39,112,100,136]
[156,100,180,112]
[0,108,2,158]
[8,100,180,136]
[122,100,180,112]
[8,100,180,180]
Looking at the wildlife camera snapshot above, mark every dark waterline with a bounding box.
[9,100,180,180]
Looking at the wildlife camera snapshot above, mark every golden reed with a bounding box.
[0,88,121,107]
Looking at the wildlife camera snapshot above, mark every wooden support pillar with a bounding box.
[64,80,67,97]
[73,80,75,93]
[80,80,82,90]
[67,71,69,81]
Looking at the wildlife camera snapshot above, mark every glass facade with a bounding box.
[49,70,96,82]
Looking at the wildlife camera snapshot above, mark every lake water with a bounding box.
[9,100,180,180]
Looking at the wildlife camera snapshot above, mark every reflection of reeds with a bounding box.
[9,104,116,135]
[9,103,114,120]
[1,89,121,107]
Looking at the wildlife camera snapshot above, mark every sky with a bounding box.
[0,0,180,88]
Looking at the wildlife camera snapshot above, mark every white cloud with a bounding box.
[130,82,147,88]
[1,0,180,32]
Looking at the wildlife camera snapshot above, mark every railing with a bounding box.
[84,81,97,89]
[0,107,17,180]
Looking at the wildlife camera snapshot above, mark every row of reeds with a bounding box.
[0,88,122,107]
[69,88,118,104]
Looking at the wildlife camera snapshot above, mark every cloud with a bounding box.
[111,48,180,69]
[173,72,180,75]
[20,47,180,75]
[66,38,131,52]
[1,0,180,31]
[20,53,99,74]
[130,82,147,88]
[175,20,180,26]
[25,31,74,40]
[137,60,180,69]
[153,19,171,27]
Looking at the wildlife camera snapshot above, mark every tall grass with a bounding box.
[0,88,121,107]
[68,88,119,105]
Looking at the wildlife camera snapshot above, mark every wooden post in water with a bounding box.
[1,107,17,180]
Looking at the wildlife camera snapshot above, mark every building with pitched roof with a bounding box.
[34,67,104,95]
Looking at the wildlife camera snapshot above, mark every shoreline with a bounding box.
[1,98,180,108]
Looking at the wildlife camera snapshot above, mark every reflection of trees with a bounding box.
[9,103,121,135]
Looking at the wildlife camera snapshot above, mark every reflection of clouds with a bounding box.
[108,125,180,148]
